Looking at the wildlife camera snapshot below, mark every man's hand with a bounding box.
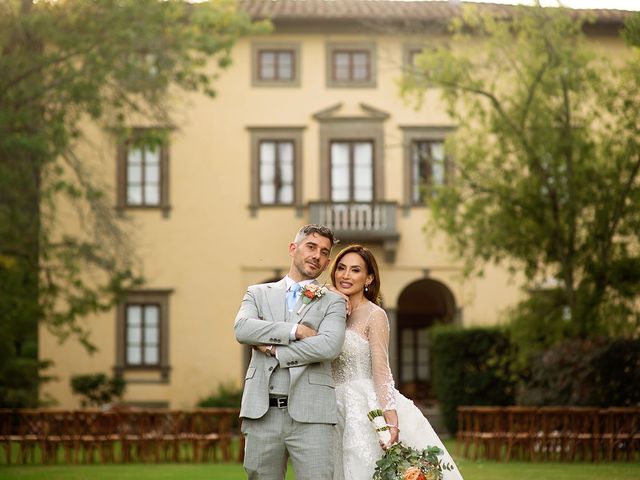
[295,323,317,339]
[253,345,271,355]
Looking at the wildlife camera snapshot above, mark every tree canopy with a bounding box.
[0,0,267,407]
[401,5,640,341]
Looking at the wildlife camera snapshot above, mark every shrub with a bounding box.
[197,381,243,408]
[70,373,125,408]
[430,326,516,433]
[519,337,640,407]
[593,338,640,407]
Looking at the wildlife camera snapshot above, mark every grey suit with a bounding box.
[234,278,346,479]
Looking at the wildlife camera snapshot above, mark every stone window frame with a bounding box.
[115,289,173,384]
[318,120,385,200]
[251,42,301,87]
[326,42,377,89]
[116,127,171,218]
[247,126,305,217]
[400,126,455,212]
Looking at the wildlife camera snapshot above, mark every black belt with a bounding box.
[269,397,288,408]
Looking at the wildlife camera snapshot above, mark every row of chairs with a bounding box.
[457,406,640,462]
[0,408,241,464]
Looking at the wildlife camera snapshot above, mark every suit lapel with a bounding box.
[266,279,287,323]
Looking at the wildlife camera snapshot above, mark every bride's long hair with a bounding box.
[329,244,381,306]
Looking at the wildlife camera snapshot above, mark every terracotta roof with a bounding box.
[239,0,632,24]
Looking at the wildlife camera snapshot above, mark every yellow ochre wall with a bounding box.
[39,23,626,408]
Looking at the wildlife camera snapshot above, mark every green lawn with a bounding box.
[1,440,639,480]
[1,461,639,480]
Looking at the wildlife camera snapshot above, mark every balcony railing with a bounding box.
[308,201,400,262]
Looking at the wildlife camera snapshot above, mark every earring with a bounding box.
[365,284,369,293]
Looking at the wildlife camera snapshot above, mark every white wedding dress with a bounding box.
[331,301,464,480]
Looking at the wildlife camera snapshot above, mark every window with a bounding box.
[408,49,422,68]
[125,303,161,366]
[326,42,376,88]
[403,44,426,73]
[401,126,454,209]
[259,140,295,204]
[411,140,446,204]
[117,129,170,216]
[126,144,161,206]
[252,43,301,87]
[248,127,304,215]
[258,50,295,81]
[115,290,172,382]
[333,50,370,82]
[330,141,374,202]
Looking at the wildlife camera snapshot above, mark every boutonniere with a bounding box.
[297,284,328,314]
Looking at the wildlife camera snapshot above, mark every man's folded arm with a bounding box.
[275,298,346,367]
[234,289,292,346]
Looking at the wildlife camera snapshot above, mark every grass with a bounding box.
[1,460,639,480]
[1,441,639,480]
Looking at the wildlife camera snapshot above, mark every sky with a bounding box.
[463,0,640,11]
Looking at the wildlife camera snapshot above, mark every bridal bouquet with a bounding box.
[368,410,453,480]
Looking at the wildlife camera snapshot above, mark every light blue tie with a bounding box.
[286,283,301,311]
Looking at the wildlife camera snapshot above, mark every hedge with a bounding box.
[429,325,516,434]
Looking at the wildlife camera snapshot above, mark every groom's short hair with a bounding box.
[294,224,337,248]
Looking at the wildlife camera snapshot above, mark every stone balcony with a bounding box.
[308,201,400,262]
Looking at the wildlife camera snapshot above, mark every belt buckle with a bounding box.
[276,397,287,408]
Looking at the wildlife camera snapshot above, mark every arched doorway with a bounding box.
[397,278,456,403]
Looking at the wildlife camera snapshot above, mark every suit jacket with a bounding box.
[234,278,346,424]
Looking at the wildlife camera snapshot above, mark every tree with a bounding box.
[401,4,640,341]
[0,0,268,407]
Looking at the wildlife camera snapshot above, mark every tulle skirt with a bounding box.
[333,378,464,480]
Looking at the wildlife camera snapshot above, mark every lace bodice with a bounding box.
[332,301,397,411]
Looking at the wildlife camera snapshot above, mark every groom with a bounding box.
[234,224,347,480]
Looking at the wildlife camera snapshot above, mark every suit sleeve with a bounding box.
[274,295,346,367]
[234,287,293,346]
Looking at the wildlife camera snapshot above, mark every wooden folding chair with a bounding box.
[470,406,506,461]
[567,407,599,462]
[456,406,474,459]
[41,410,75,464]
[153,410,190,462]
[14,409,45,464]
[191,408,232,462]
[601,407,639,461]
[0,409,14,464]
[504,406,537,462]
[538,407,571,461]
[118,410,151,463]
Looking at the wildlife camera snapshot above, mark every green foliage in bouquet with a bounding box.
[373,442,453,480]
[367,409,385,421]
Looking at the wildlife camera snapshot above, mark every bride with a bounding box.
[328,244,464,480]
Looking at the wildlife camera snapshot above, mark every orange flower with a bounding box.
[403,467,426,480]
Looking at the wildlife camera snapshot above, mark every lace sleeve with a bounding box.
[367,308,397,411]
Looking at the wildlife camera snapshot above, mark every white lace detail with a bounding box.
[331,301,465,480]
[332,302,396,411]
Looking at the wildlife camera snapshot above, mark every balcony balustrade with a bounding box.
[308,201,400,262]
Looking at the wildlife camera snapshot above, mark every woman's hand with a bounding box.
[383,425,399,449]
[382,409,399,449]
[327,285,352,315]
